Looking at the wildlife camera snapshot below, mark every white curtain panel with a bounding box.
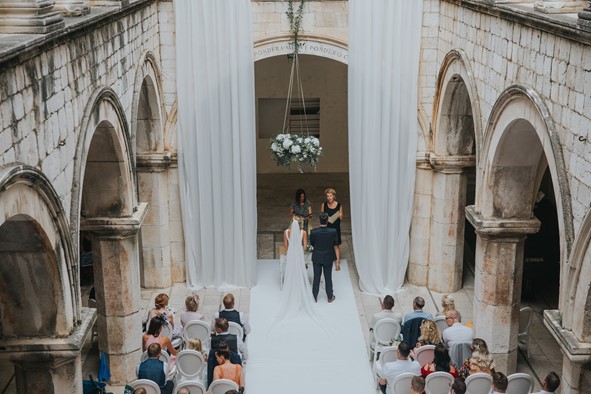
[175,0,257,288]
[348,0,423,294]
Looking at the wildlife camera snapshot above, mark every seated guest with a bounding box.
[532,371,560,394]
[469,352,495,376]
[375,341,421,394]
[450,378,466,394]
[142,317,178,357]
[420,344,458,378]
[404,296,433,323]
[213,343,245,392]
[415,319,442,348]
[370,295,403,330]
[459,338,490,379]
[181,293,204,327]
[207,318,245,386]
[149,293,175,329]
[133,389,147,394]
[410,376,425,394]
[442,310,473,347]
[492,372,508,394]
[188,337,208,361]
[136,343,174,394]
[211,293,251,339]
[436,294,455,317]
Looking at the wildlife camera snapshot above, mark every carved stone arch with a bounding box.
[432,49,483,161]
[478,85,572,243]
[565,210,591,340]
[0,164,76,337]
[254,34,348,64]
[71,87,136,244]
[131,51,165,156]
[478,85,573,312]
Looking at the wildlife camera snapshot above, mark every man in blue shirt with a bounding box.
[403,296,433,323]
[137,343,174,394]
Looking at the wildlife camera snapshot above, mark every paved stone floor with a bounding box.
[2,172,587,393]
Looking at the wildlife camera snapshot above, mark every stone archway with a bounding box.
[424,50,481,292]
[254,35,348,65]
[467,85,572,373]
[72,88,147,383]
[131,52,174,288]
[0,165,92,394]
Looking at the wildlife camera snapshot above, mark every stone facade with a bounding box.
[1,0,591,392]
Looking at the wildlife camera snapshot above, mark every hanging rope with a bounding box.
[282,54,311,137]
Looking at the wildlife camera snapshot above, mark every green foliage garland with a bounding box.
[287,0,305,58]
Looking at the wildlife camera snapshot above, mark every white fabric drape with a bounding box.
[175,0,257,288]
[348,0,423,294]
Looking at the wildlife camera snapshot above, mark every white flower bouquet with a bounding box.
[269,133,322,170]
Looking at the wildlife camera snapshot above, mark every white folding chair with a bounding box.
[434,315,448,334]
[507,372,534,394]
[425,371,454,394]
[465,372,493,394]
[183,320,211,345]
[130,379,161,394]
[208,378,239,394]
[518,306,534,358]
[228,321,244,341]
[160,321,183,349]
[174,380,206,394]
[414,344,435,367]
[176,349,206,382]
[371,318,401,366]
[391,372,419,394]
[379,346,398,366]
[449,342,472,369]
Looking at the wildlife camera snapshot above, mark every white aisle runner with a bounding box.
[245,260,375,394]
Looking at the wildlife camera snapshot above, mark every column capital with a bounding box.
[136,151,173,172]
[0,0,65,34]
[429,153,476,174]
[544,309,591,363]
[80,202,147,237]
[416,152,431,169]
[0,308,95,363]
[465,205,540,239]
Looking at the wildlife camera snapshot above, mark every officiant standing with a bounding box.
[320,188,343,267]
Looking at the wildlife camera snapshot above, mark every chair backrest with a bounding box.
[183,319,211,343]
[433,315,448,334]
[448,342,472,368]
[228,321,244,339]
[141,350,171,364]
[507,372,534,394]
[379,346,398,366]
[130,379,161,394]
[176,349,205,380]
[425,371,454,394]
[518,307,533,334]
[208,378,239,394]
[173,380,206,394]
[414,345,435,367]
[374,318,401,346]
[465,372,493,394]
[392,372,419,394]
[161,321,173,339]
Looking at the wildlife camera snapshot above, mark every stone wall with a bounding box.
[426,0,591,234]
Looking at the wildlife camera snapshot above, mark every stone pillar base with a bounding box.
[0,1,65,34]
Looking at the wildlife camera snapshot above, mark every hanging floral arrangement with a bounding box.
[269,0,323,172]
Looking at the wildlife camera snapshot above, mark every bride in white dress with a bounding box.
[275,217,319,321]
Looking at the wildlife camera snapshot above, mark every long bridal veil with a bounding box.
[275,219,318,321]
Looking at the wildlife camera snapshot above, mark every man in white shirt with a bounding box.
[532,371,560,394]
[442,309,473,347]
[370,295,403,330]
[375,341,421,394]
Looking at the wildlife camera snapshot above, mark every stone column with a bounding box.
[80,203,147,384]
[466,206,540,373]
[137,152,172,288]
[0,0,64,34]
[543,309,591,394]
[408,153,433,286]
[427,154,475,292]
[167,154,186,282]
[0,308,95,394]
